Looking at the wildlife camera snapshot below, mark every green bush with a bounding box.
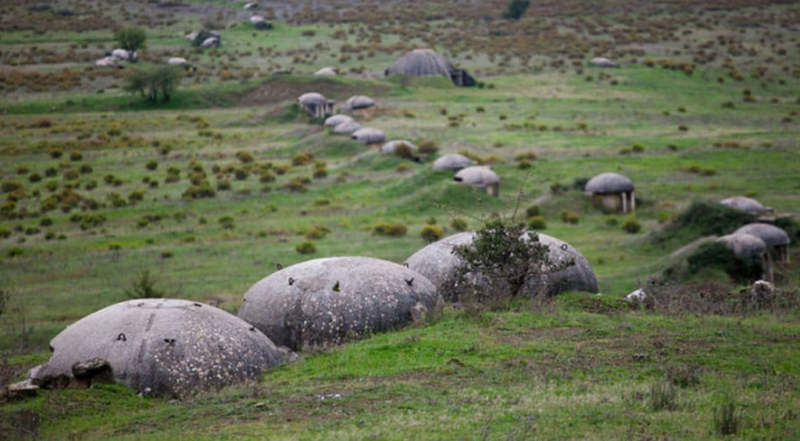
[114,27,147,52]
[146,160,158,171]
[217,179,232,191]
[218,216,235,230]
[296,241,317,254]
[560,209,580,224]
[525,205,540,218]
[687,241,762,282]
[1,180,23,194]
[235,151,255,163]
[527,216,547,230]
[621,217,642,234]
[417,140,438,155]
[450,217,468,232]
[124,65,182,102]
[182,181,216,199]
[420,224,444,243]
[373,222,407,237]
[291,152,313,166]
[305,225,330,240]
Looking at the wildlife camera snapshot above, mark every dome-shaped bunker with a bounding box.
[433,154,474,171]
[405,232,598,297]
[351,127,386,145]
[718,233,767,258]
[298,92,335,118]
[720,196,770,216]
[238,257,443,351]
[454,166,500,197]
[585,172,635,213]
[343,95,375,112]
[332,120,361,135]
[34,299,286,398]
[734,223,790,262]
[385,48,476,87]
[324,114,354,127]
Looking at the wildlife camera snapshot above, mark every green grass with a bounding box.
[2,0,800,437]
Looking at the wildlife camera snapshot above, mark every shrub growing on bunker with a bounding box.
[687,241,762,282]
[445,218,574,305]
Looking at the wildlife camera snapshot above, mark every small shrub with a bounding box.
[217,179,232,191]
[8,247,24,258]
[525,205,540,218]
[69,151,83,161]
[550,182,569,195]
[28,173,42,183]
[0,228,12,239]
[666,364,701,388]
[235,151,255,163]
[79,164,92,174]
[305,225,330,240]
[631,143,645,153]
[291,152,313,166]
[650,381,678,411]
[420,224,444,243]
[283,178,308,192]
[125,270,164,299]
[218,216,235,230]
[296,241,317,254]
[417,140,438,155]
[714,402,741,436]
[146,160,158,171]
[560,209,580,224]
[621,217,642,234]
[314,198,331,206]
[1,180,23,194]
[527,216,547,230]
[450,217,468,232]
[259,171,276,183]
[373,222,407,237]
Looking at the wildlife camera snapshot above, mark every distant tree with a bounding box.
[114,27,147,52]
[503,0,530,20]
[124,66,183,102]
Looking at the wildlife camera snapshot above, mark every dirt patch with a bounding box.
[238,77,391,108]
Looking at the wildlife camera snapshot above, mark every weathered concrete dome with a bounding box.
[249,15,265,25]
[167,57,188,66]
[298,92,327,107]
[332,120,361,134]
[324,114,354,127]
[454,166,499,187]
[720,196,768,216]
[585,173,634,194]
[591,57,617,67]
[344,95,375,111]
[315,67,338,76]
[405,232,599,297]
[381,140,417,154]
[34,299,285,398]
[718,233,767,258]
[352,127,386,144]
[734,223,790,246]
[386,49,453,77]
[238,257,442,351]
[433,154,474,171]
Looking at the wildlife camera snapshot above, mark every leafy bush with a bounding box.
[124,270,163,299]
[444,218,572,305]
[417,140,438,155]
[292,152,313,166]
[1,181,23,194]
[525,205,540,218]
[235,151,255,163]
[503,0,530,20]
[182,181,216,199]
[114,27,147,52]
[305,225,330,240]
[687,241,762,282]
[296,241,317,254]
[124,66,183,102]
[146,160,158,171]
[218,216,235,230]
[560,209,580,224]
[420,224,444,243]
[621,217,642,233]
[527,216,547,230]
[450,217,468,232]
[654,201,755,245]
[373,222,407,237]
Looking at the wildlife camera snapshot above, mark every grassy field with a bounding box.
[1,0,799,438]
